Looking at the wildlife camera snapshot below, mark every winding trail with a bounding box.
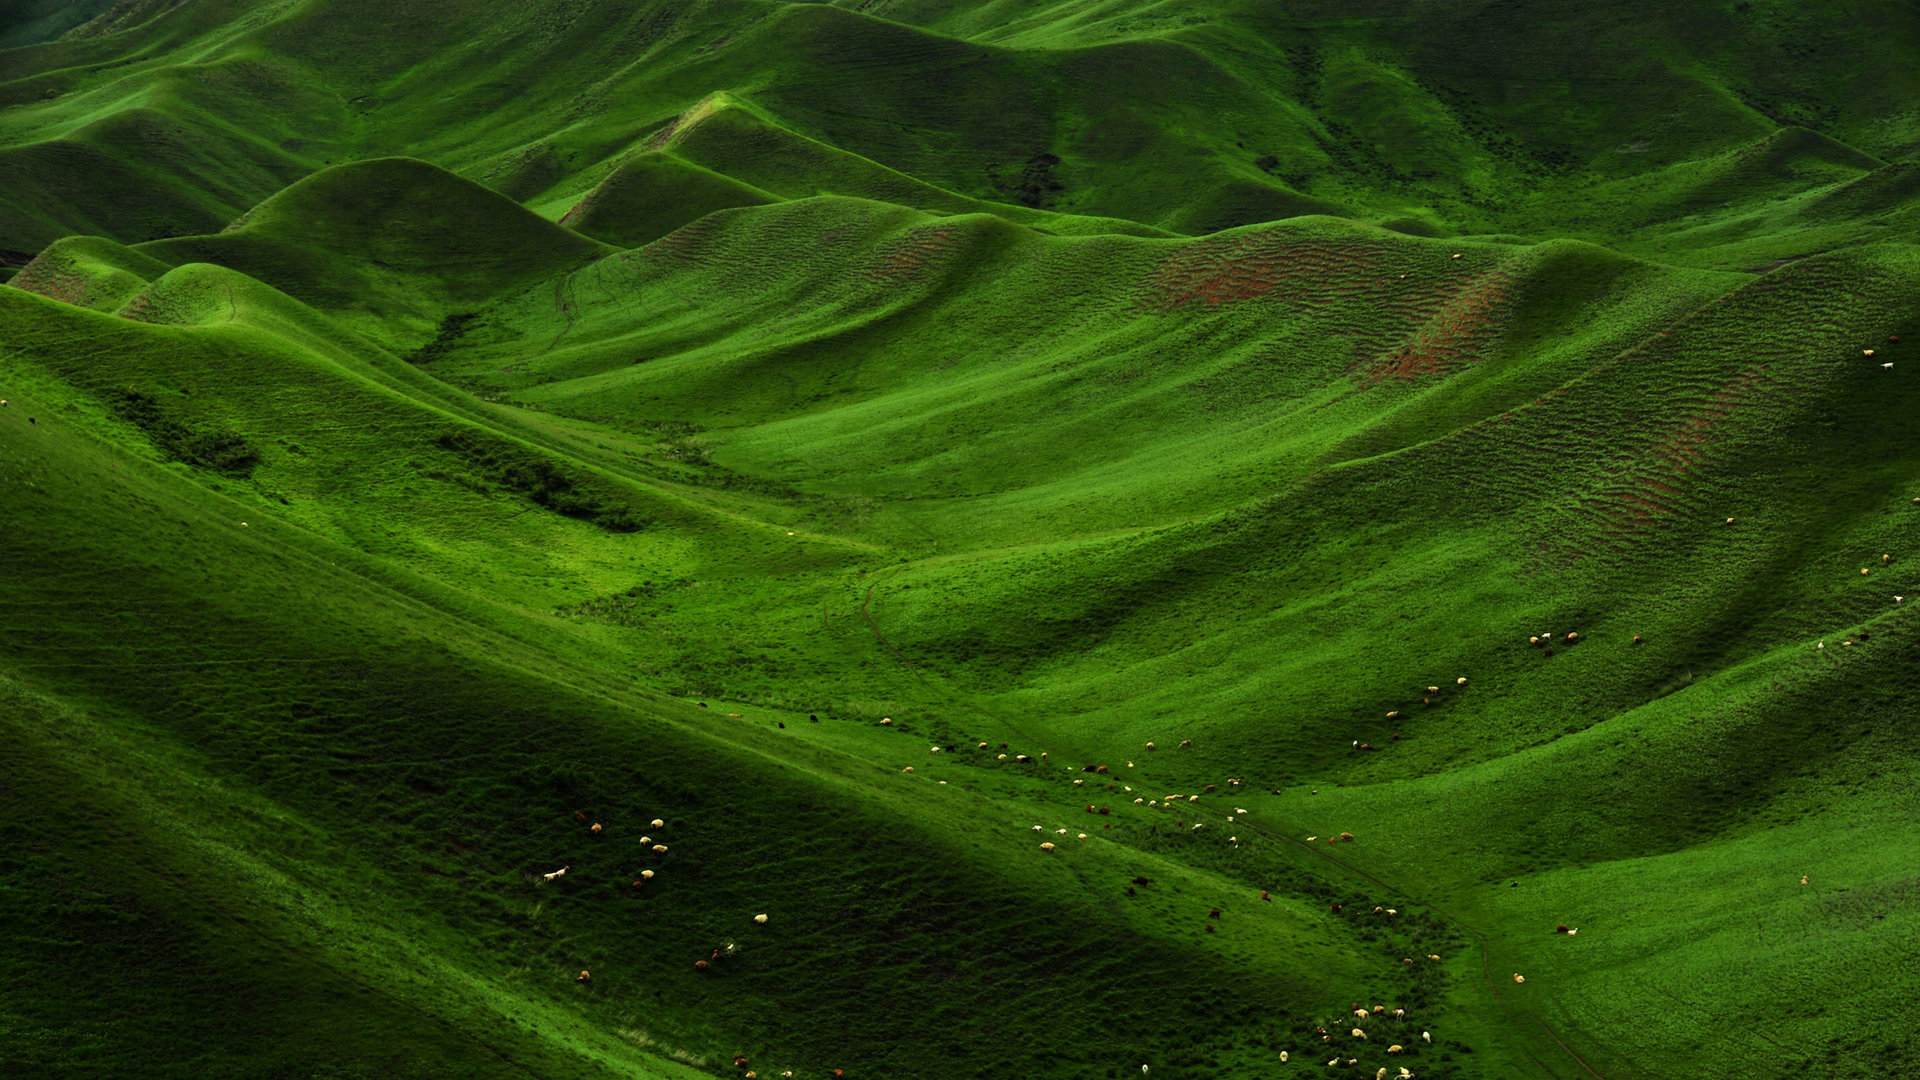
[857,577,1625,1080]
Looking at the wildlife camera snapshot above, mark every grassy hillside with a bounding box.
[4,2,1920,1079]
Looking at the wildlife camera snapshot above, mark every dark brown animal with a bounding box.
[1209,908,1222,919]
[574,811,587,822]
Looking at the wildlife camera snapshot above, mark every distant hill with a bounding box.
[4,3,1919,1079]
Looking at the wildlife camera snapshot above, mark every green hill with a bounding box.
[4,2,1920,1078]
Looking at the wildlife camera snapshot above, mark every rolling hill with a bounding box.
[4,2,1919,1079]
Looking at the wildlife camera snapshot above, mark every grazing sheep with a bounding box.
[653,844,668,853]
[880,718,893,726]
[1632,634,1643,644]
[1386,908,1398,916]
[903,767,914,773]
[1565,632,1578,641]
[1016,755,1033,763]
[1422,1031,1431,1043]
[651,818,665,828]
[1097,765,1110,774]
[998,754,1008,760]
[1040,842,1056,852]
[1377,1070,1387,1080]
[754,913,768,924]
[931,746,942,753]
[1884,362,1895,369]
[1280,1051,1288,1062]
[641,869,655,880]
[1427,954,1439,960]
[1513,974,1525,983]
[542,866,569,881]
[1355,1009,1369,1020]
[1863,568,1872,575]
[1352,1029,1367,1040]
[1146,742,1157,751]
[1393,1008,1404,1020]
[1307,836,1317,842]
[1135,798,1145,804]
[1529,636,1539,645]
[1386,710,1400,720]
[1802,875,1810,884]
[577,970,591,982]
[1179,739,1192,748]
[1340,832,1354,842]
[1428,686,1439,693]
[979,742,989,749]
[1451,253,1462,259]
[1078,833,1088,839]
[1373,1006,1384,1015]
[1865,349,1877,357]
[1329,1059,1340,1067]
[1567,928,1578,935]
[590,823,603,834]
[1726,517,1735,524]
[1189,795,1200,803]
[733,1055,749,1068]
[1456,677,1467,685]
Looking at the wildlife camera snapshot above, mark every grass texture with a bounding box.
[4,3,1920,1079]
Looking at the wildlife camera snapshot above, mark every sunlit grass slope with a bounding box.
[4,0,1918,258]
[5,3,1920,1079]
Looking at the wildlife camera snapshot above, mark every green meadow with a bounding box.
[3,2,1918,1078]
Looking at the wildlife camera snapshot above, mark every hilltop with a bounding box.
[3,3,1919,1080]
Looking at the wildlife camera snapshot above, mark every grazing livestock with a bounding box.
[1016,755,1033,763]
[653,844,669,853]
[543,866,569,881]
[590,823,603,834]
[1633,634,1643,644]
[641,869,655,880]
[1456,677,1467,685]
[1261,890,1271,901]
[1280,1051,1288,1062]
[880,718,893,725]
[902,767,914,773]
[1555,924,1570,934]
[1427,954,1439,960]
[1210,908,1223,919]
[1146,742,1157,750]
[1386,710,1400,720]
[1330,904,1342,913]
[574,811,588,822]
[577,970,591,982]
[651,818,664,828]
[1513,974,1525,983]
[754,914,768,924]
[1422,1031,1431,1043]
[1133,876,1153,886]
[1340,832,1354,842]
[1205,924,1215,933]
[1179,739,1192,748]
[695,959,710,970]
[1352,1029,1367,1040]
[1040,842,1056,852]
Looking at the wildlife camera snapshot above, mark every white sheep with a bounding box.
[1352,1028,1366,1039]
[1456,677,1467,685]
[651,818,664,827]
[1513,973,1525,983]
[639,836,651,845]
[1884,362,1895,369]
[542,866,569,881]
[652,844,668,853]
[1235,807,1248,814]
[1355,1009,1369,1020]
[1280,1051,1289,1062]
[1421,1031,1430,1044]
[1033,825,1043,831]
[1393,1008,1404,1019]
[754,913,768,924]
[1077,832,1088,839]
[1040,842,1056,852]
[641,869,654,880]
